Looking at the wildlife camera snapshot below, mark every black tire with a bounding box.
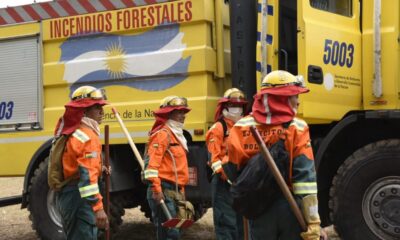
[29,160,126,239]
[28,160,65,240]
[329,139,400,240]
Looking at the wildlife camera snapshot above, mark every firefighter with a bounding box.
[205,88,247,240]
[228,70,322,240]
[55,86,109,240]
[144,96,191,240]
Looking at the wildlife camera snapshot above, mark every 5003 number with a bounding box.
[323,39,354,68]
[0,101,14,120]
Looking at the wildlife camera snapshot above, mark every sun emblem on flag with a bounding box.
[104,43,127,79]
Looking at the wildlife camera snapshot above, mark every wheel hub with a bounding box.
[363,177,400,239]
[47,189,63,228]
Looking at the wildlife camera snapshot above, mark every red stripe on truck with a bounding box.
[77,0,97,13]
[58,1,79,16]
[122,0,136,8]
[100,0,116,10]
[22,5,41,20]
[0,15,6,25]
[6,8,24,22]
[41,3,60,18]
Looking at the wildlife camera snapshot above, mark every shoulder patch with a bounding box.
[84,151,98,158]
[72,129,90,143]
[235,116,259,127]
[290,118,307,131]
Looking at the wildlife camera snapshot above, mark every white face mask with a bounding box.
[166,119,188,151]
[223,107,243,122]
[228,107,243,115]
[167,119,184,129]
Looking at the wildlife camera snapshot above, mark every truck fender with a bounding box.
[315,113,359,170]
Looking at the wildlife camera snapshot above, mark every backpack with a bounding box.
[230,138,289,220]
[47,134,75,191]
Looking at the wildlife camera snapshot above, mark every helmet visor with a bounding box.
[227,91,246,102]
[72,88,107,101]
[261,80,304,89]
[165,97,188,107]
[261,75,305,90]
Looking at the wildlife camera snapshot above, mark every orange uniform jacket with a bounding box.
[228,116,317,196]
[62,125,103,212]
[144,126,189,193]
[205,118,235,176]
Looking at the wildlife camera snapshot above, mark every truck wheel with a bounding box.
[329,139,400,240]
[28,160,65,240]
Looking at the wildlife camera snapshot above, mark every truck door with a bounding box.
[298,0,362,121]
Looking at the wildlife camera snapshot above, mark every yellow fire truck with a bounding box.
[0,0,398,239]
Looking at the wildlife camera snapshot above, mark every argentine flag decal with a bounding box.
[60,25,191,92]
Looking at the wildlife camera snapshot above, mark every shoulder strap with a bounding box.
[217,119,228,138]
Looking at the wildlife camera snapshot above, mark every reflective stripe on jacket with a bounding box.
[228,116,317,195]
[144,126,189,193]
[62,125,103,212]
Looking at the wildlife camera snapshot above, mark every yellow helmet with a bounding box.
[222,88,247,105]
[154,96,191,116]
[160,96,188,108]
[71,86,107,101]
[260,70,308,96]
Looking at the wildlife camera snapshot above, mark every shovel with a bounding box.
[111,107,194,228]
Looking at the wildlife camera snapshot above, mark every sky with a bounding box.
[0,0,52,8]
